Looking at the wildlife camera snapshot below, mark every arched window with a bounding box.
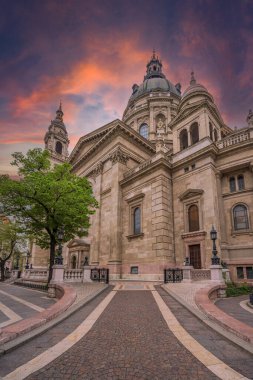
[238,175,245,190]
[133,207,141,234]
[188,204,199,232]
[71,255,77,269]
[213,129,218,142]
[179,129,188,150]
[209,122,213,141]
[233,204,249,230]
[229,177,236,192]
[190,122,199,145]
[55,141,63,154]
[139,124,149,139]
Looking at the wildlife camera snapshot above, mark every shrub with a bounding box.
[226,282,252,297]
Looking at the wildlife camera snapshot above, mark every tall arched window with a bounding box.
[133,207,141,234]
[209,122,213,141]
[229,177,236,192]
[139,124,149,139]
[188,204,199,232]
[238,175,245,190]
[190,122,199,145]
[179,129,188,150]
[233,204,249,230]
[213,129,218,142]
[55,141,63,154]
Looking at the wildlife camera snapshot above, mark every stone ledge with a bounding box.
[195,284,253,344]
[0,283,76,346]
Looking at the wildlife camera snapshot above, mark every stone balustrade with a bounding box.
[216,130,250,149]
[64,269,83,282]
[20,269,49,280]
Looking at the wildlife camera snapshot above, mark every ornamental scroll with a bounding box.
[109,147,130,165]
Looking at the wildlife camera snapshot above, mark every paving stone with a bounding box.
[157,287,253,379]
[216,295,253,328]
[26,290,218,380]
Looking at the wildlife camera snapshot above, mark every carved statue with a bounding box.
[156,118,165,137]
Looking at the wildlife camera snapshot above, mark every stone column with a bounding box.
[108,147,129,279]
[89,162,103,266]
[215,171,227,244]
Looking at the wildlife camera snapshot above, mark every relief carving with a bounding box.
[109,147,129,165]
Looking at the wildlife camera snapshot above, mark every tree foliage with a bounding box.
[0,220,25,281]
[0,148,98,283]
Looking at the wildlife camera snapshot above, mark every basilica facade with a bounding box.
[35,52,253,283]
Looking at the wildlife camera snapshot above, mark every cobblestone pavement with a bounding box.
[0,283,55,324]
[0,287,112,377]
[157,287,253,379]
[215,294,253,328]
[25,290,219,380]
[1,284,252,380]
[163,281,214,310]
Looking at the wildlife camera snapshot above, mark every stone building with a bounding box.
[38,52,253,283]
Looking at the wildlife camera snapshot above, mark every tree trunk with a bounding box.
[0,261,5,282]
[47,237,56,285]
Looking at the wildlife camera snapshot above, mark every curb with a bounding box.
[0,284,108,356]
[161,284,253,355]
[195,285,253,344]
[0,283,76,346]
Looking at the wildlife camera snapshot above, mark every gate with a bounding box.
[90,268,109,284]
[164,268,183,283]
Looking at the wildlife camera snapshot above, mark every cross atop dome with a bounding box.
[145,50,165,80]
[190,71,196,85]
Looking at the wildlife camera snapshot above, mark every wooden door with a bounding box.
[189,244,201,269]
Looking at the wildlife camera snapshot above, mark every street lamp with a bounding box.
[210,225,220,265]
[25,250,30,269]
[55,227,64,265]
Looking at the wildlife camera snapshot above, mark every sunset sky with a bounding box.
[1,0,253,174]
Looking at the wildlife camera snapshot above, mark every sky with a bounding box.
[0,0,253,174]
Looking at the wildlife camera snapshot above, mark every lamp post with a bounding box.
[55,227,64,265]
[210,225,220,265]
[25,250,30,269]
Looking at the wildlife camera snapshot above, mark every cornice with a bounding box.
[69,119,120,162]
[172,142,218,170]
[71,122,155,171]
[120,155,171,187]
[169,100,225,129]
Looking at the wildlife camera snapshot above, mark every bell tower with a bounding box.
[44,102,69,164]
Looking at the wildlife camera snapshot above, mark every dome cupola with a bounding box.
[181,72,213,102]
[145,50,165,80]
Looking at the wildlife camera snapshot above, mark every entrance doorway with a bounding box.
[189,244,201,269]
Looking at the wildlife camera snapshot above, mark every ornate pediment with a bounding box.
[71,120,155,171]
[67,238,90,249]
[179,188,204,201]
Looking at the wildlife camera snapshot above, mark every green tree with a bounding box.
[0,221,25,281]
[0,149,98,283]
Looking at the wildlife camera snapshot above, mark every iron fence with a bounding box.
[90,268,109,284]
[164,268,183,283]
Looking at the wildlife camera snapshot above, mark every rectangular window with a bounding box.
[246,267,253,279]
[184,167,189,173]
[236,267,244,279]
[131,266,138,274]
[191,164,196,170]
